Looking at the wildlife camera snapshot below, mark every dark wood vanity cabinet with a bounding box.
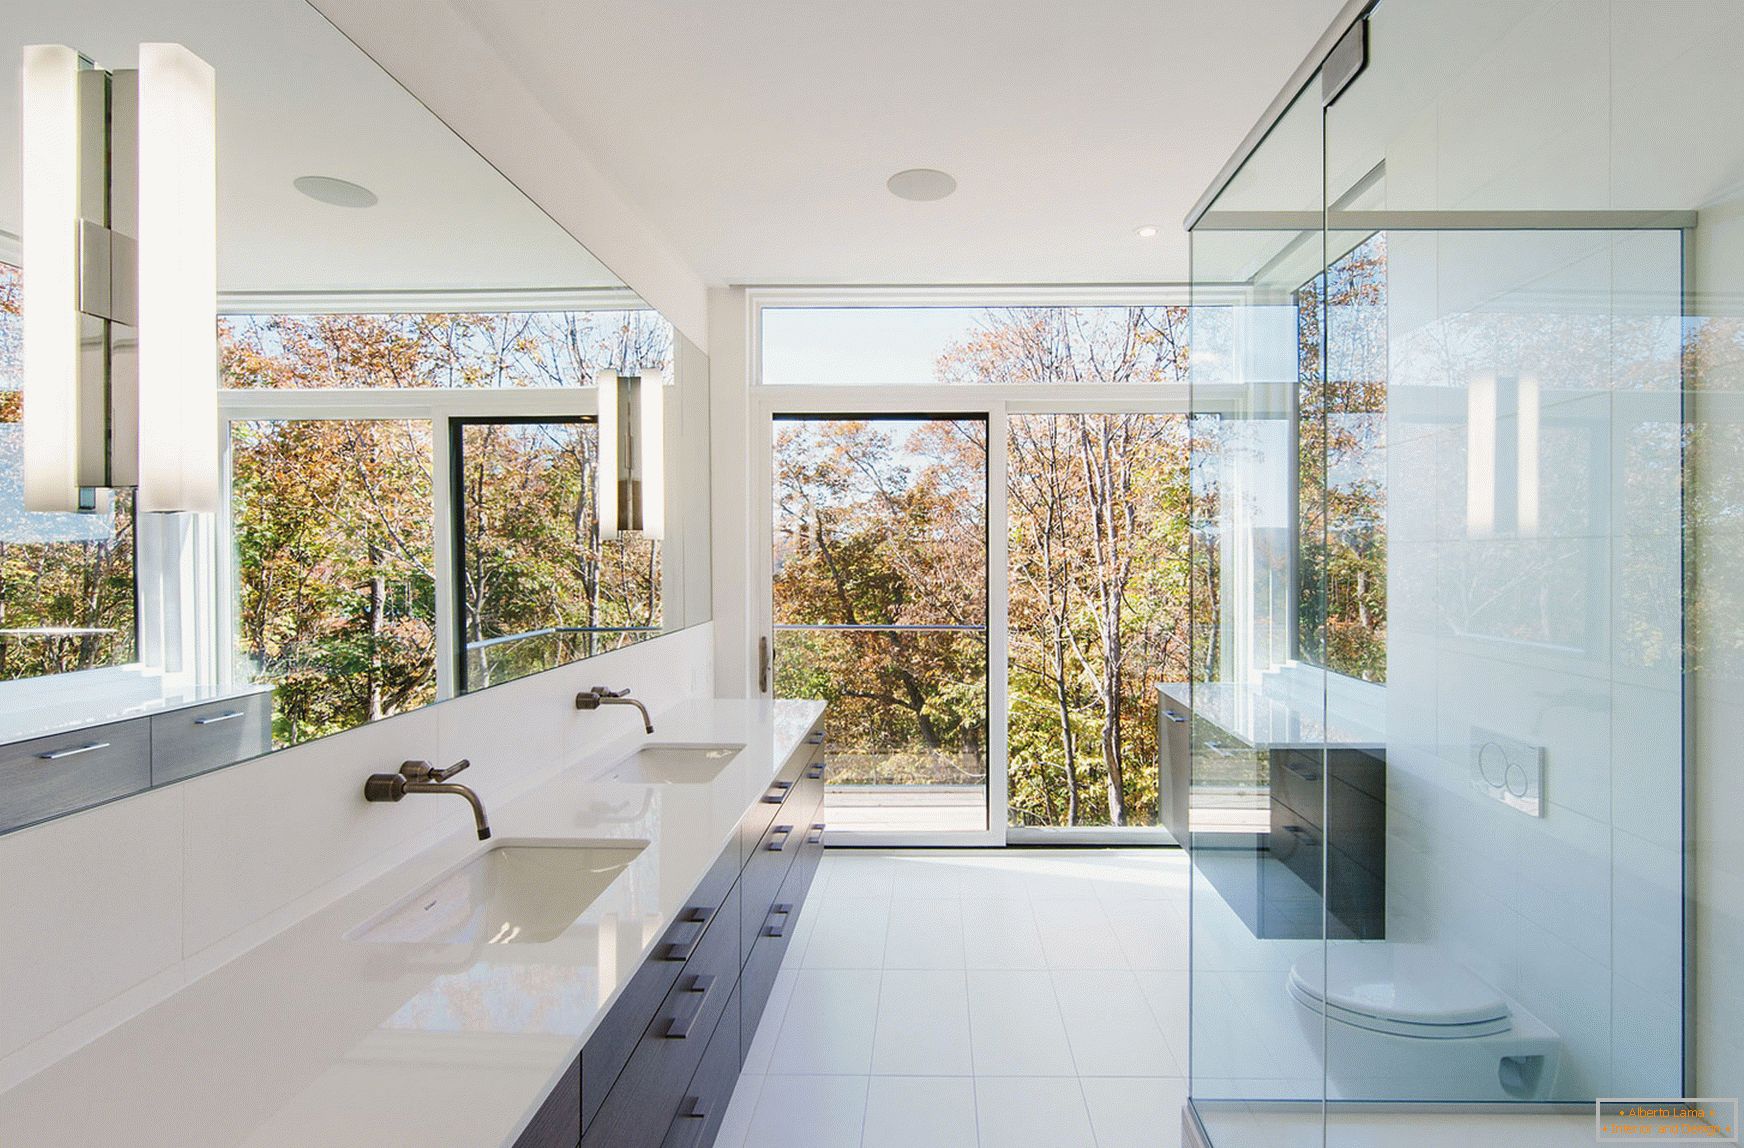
[514,718,827,1148]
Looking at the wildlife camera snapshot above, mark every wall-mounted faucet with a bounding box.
[575,685,654,734]
[364,759,492,840]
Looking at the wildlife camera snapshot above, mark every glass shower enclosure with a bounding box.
[1180,1,1730,1142]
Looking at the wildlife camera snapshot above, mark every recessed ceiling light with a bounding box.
[1135,225,1160,239]
[293,175,378,209]
[887,168,957,202]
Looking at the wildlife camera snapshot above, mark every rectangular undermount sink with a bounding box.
[348,840,645,945]
[596,743,745,784]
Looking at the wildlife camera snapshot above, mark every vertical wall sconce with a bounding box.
[596,369,665,540]
[20,42,217,515]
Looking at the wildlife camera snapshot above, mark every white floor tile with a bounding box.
[965,969,1077,1075]
[862,1076,978,1148]
[1080,1076,1188,1148]
[1052,969,1181,1076]
[801,896,891,969]
[889,853,968,898]
[974,1076,1097,1148]
[820,852,897,897]
[953,856,1037,900]
[872,969,973,1075]
[961,897,1047,969]
[742,1075,867,1148]
[767,969,882,1075]
[883,898,967,968]
[1108,899,1191,970]
[1031,897,1127,969]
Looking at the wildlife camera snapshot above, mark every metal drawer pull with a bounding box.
[193,710,246,726]
[661,1095,709,1148]
[37,741,111,760]
[1163,710,1187,724]
[662,905,714,962]
[772,779,793,790]
[763,902,794,937]
[807,823,825,845]
[766,824,794,852]
[805,763,824,779]
[806,731,824,744]
[664,973,715,1039]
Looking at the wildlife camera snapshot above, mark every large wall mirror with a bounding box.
[0,0,712,833]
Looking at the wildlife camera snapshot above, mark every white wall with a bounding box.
[1381,228,1685,1098]
[0,624,713,1091]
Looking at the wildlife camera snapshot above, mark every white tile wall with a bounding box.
[0,624,713,1090]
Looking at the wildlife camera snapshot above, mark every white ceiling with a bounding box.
[2,0,626,296]
[444,0,1347,285]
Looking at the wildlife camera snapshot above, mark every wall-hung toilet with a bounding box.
[1287,943,1562,1100]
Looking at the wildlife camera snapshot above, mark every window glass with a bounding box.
[0,260,138,681]
[761,306,1188,386]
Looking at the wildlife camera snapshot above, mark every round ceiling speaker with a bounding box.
[886,168,957,202]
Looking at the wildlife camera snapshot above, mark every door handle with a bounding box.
[664,974,716,1039]
[758,636,770,694]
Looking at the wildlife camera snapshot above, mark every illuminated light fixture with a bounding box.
[134,43,218,514]
[20,42,217,515]
[596,369,665,540]
[1135,225,1160,239]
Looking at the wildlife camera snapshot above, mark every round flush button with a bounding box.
[1477,743,1509,788]
[1505,763,1530,797]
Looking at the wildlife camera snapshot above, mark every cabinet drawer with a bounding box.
[0,719,151,833]
[738,809,806,967]
[659,983,741,1148]
[583,838,739,1131]
[150,693,273,784]
[740,829,820,1059]
[583,883,742,1148]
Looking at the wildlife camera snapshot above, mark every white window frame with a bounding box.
[747,285,1195,846]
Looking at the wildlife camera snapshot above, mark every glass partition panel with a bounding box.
[1187,78,1331,1148]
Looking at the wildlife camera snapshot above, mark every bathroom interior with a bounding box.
[0,1,1738,1146]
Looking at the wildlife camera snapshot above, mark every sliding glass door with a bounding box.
[771,415,991,838]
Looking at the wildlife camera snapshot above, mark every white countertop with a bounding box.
[0,667,273,745]
[0,697,824,1148]
[1157,680,1384,751]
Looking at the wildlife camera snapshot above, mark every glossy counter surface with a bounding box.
[0,698,824,1148]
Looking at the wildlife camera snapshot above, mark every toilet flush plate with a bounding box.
[1469,727,1544,817]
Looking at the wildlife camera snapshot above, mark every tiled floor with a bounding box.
[714,847,1191,1148]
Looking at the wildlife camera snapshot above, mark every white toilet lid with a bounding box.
[1289,944,1510,1034]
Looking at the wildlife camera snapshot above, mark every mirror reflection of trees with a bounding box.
[222,309,671,745]
[0,261,137,681]
[457,420,659,690]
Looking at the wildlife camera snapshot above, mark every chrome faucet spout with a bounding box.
[575,686,655,734]
[364,760,493,840]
